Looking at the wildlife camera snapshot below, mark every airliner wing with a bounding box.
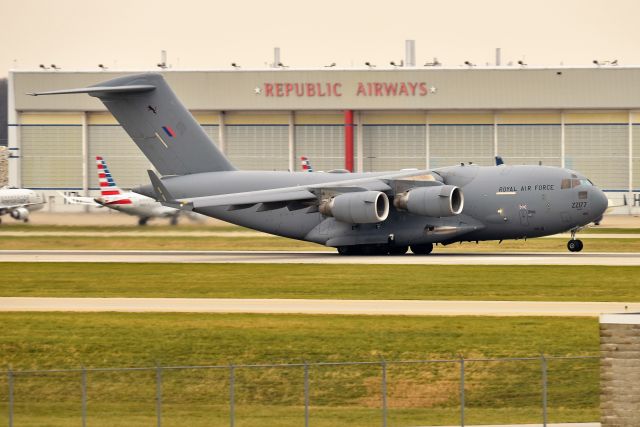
[0,201,45,210]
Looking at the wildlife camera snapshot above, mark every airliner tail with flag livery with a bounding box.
[62,156,184,225]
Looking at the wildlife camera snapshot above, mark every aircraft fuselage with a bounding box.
[136,164,608,247]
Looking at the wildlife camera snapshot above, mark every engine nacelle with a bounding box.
[10,207,29,220]
[393,185,464,217]
[319,191,389,224]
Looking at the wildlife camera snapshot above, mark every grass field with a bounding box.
[1,262,638,301]
[0,313,598,426]
[1,235,640,252]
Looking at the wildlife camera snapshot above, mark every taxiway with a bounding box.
[0,250,639,265]
[0,297,636,316]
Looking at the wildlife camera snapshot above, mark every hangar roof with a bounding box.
[11,67,640,111]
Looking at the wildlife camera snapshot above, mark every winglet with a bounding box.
[495,156,504,166]
[147,170,193,210]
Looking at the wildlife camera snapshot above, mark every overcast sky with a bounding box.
[1,0,639,76]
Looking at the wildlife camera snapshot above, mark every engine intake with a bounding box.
[393,185,464,217]
[319,191,389,224]
[10,207,29,220]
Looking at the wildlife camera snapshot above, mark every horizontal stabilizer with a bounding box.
[57,192,101,207]
[29,85,155,96]
[147,170,192,210]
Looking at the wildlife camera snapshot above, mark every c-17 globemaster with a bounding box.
[31,74,608,254]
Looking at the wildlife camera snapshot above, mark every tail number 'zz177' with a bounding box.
[572,202,588,209]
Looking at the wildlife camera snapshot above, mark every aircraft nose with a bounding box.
[592,188,608,218]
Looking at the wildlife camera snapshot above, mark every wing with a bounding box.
[0,201,45,210]
[147,169,441,211]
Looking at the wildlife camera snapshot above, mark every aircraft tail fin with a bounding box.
[96,156,122,196]
[31,73,236,176]
[300,156,313,172]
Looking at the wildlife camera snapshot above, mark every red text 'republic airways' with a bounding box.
[262,82,429,97]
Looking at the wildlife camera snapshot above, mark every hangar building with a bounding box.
[7,66,640,212]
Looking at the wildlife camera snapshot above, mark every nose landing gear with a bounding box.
[567,229,583,252]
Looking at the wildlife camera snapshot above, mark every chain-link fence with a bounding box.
[0,355,599,427]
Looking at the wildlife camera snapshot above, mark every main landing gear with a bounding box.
[567,229,583,252]
[336,243,433,256]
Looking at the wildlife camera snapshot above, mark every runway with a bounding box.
[0,230,637,238]
[0,297,637,316]
[0,249,639,265]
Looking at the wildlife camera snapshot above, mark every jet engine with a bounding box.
[393,185,464,217]
[319,191,389,224]
[10,207,29,220]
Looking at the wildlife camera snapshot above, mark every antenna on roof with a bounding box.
[157,50,168,69]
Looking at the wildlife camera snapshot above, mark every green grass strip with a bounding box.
[0,313,598,426]
[1,263,638,301]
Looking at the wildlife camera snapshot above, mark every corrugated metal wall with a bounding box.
[225,125,289,170]
[632,124,640,191]
[20,125,82,188]
[294,125,344,172]
[87,125,150,189]
[429,124,494,168]
[363,125,425,171]
[497,125,561,167]
[16,110,638,194]
[565,124,628,190]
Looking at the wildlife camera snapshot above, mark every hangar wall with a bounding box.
[8,69,640,213]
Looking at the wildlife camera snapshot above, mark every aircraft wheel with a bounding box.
[411,243,434,255]
[337,246,358,256]
[170,216,179,226]
[567,239,583,252]
[138,217,149,226]
[388,245,409,255]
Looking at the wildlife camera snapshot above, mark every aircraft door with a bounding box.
[518,204,529,226]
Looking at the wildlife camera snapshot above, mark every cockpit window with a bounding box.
[561,178,590,189]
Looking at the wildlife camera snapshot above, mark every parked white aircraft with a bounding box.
[63,156,182,225]
[0,187,45,224]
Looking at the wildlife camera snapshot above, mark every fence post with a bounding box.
[229,365,235,427]
[304,362,309,427]
[459,356,465,427]
[156,365,163,427]
[81,366,87,427]
[541,354,548,427]
[7,368,13,427]
[381,359,387,427]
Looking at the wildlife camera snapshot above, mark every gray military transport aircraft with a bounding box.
[31,73,608,254]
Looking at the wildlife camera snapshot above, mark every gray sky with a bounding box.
[1,0,639,76]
